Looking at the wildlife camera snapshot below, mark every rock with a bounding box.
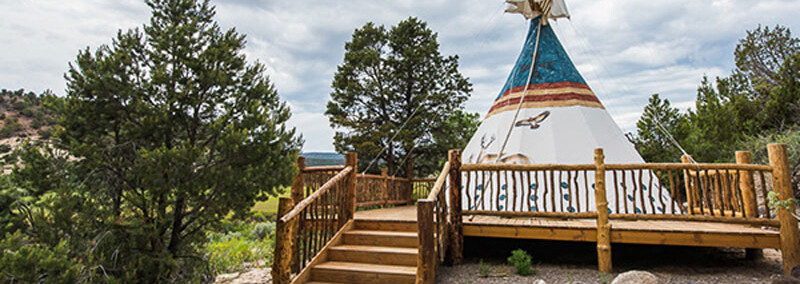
[214,268,271,284]
[533,280,546,284]
[793,265,800,279]
[772,276,800,284]
[611,270,660,284]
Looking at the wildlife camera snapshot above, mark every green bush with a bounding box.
[251,222,275,240]
[0,231,83,283]
[204,220,275,274]
[507,249,535,276]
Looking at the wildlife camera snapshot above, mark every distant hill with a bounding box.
[0,89,59,152]
[301,152,344,167]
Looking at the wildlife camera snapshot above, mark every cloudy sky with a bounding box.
[2,0,799,152]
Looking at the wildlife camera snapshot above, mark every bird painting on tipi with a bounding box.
[462,0,673,214]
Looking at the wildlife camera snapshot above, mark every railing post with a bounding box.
[290,156,305,270]
[768,143,800,275]
[737,151,764,260]
[382,168,389,208]
[681,154,694,210]
[448,149,463,265]
[594,148,612,273]
[272,198,295,284]
[341,152,357,227]
[406,152,414,204]
[417,200,435,284]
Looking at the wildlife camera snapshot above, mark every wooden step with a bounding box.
[354,220,417,232]
[311,261,415,284]
[343,230,418,248]
[328,245,417,266]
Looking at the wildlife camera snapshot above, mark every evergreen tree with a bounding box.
[630,94,689,162]
[13,0,304,281]
[326,17,473,177]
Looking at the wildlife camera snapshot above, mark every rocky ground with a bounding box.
[214,261,271,284]
[216,238,793,284]
[438,237,789,284]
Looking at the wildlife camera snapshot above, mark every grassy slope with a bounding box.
[251,188,290,214]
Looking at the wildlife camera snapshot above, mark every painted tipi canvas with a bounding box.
[462,1,672,214]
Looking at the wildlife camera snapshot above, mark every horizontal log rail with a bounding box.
[427,162,450,200]
[462,162,773,172]
[302,165,346,172]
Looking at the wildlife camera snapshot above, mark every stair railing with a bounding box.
[416,158,451,284]
[272,153,357,284]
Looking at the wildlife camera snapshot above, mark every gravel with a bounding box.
[437,237,786,284]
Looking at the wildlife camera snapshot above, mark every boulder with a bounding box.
[532,280,546,284]
[611,270,660,284]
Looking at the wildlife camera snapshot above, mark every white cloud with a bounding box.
[1,0,799,152]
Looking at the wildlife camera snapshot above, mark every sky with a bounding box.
[1,0,800,152]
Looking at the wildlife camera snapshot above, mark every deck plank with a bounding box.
[354,205,781,249]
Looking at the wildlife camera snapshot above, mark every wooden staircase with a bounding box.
[303,219,419,284]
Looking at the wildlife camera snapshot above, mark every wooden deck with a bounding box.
[355,205,781,249]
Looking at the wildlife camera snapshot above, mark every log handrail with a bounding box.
[426,162,450,201]
[302,165,346,172]
[462,162,772,172]
[281,166,352,223]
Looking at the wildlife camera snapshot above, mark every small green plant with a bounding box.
[507,249,535,276]
[478,259,491,277]
[768,191,800,219]
[600,272,610,284]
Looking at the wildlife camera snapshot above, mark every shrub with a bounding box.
[0,231,83,283]
[478,259,491,277]
[205,221,274,274]
[251,222,276,240]
[507,249,535,276]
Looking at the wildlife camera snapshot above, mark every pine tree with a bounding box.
[51,0,301,280]
[326,17,473,177]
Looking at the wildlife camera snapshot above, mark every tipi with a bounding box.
[462,0,672,213]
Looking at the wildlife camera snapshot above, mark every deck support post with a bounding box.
[382,168,389,208]
[290,156,305,271]
[737,151,763,260]
[594,148,612,273]
[417,200,435,284]
[342,152,357,227]
[272,198,295,284]
[769,143,800,275]
[448,149,464,265]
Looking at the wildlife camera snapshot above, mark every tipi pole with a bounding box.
[497,19,543,159]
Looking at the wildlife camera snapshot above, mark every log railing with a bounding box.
[355,172,414,207]
[416,161,450,284]
[272,153,357,284]
[455,145,800,274]
[461,158,779,226]
[299,160,419,208]
[412,178,437,200]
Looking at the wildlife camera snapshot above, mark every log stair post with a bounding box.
[769,143,800,275]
